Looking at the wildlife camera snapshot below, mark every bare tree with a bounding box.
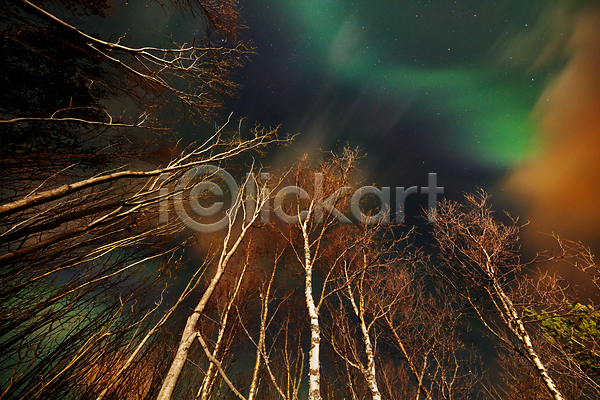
[156,169,278,400]
[322,221,480,400]
[273,148,364,400]
[324,222,419,400]
[0,1,291,399]
[3,0,250,126]
[0,118,281,400]
[429,190,600,400]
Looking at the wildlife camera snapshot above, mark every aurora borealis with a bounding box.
[2,1,599,397]
[99,0,599,247]
[232,1,547,163]
[223,0,599,250]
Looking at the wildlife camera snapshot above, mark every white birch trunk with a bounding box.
[493,280,564,400]
[157,175,265,400]
[198,263,247,400]
[306,271,321,400]
[156,261,227,400]
[349,290,381,399]
[248,263,277,400]
[301,214,321,400]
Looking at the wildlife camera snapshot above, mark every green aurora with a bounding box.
[250,0,560,166]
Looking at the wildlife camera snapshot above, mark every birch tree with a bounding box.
[272,148,403,400]
[490,239,600,400]
[325,224,414,400]
[430,191,566,400]
[156,170,277,400]
[274,150,359,400]
[0,1,282,397]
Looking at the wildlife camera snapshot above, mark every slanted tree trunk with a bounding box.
[491,278,564,400]
[346,281,381,400]
[157,176,267,400]
[431,192,565,400]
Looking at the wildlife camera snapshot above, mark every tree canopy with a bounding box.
[1,1,599,400]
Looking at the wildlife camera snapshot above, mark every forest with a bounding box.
[1,1,599,399]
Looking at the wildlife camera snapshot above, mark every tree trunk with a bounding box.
[493,280,565,400]
[156,262,227,400]
[302,218,321,400]
[347,283,381,400]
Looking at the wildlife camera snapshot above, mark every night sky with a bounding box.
[103,0,599,252]
[3,2,598,397]
[221,0,600,253]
